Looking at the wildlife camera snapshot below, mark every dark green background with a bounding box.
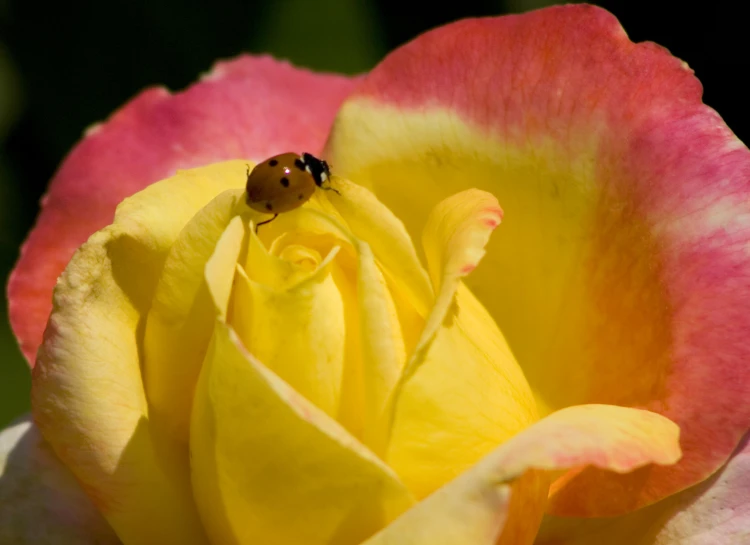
[0,0,746,427]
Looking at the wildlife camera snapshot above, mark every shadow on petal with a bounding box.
[0,415,121,544]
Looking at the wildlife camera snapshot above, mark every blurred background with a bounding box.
[0,0,746,427]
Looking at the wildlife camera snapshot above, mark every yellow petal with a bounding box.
[144,188,246,442]
[423,188,502,287]
[319,209,410,454]
[328,183,429,379]
[230,245,345,418]
[244,226,322,290]
[205,215,249,319]
[326,177,434,317]
[115,159,248,250]
[362,405,681,545]
[386,189,537,498]
[33,219,209,545]
[360,472,519,545]
[331,257,368,439]
[31,160,256,544]
[250,205,410,453]
[413,188,504,369]
[356,239,407,454]
[190,321,414,545]
[313,179,430,408]
[387,284,538,497]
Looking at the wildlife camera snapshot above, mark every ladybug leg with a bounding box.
[322,185,341,196]
[255,214,278,234]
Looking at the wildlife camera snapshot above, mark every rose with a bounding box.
[2,4,749,544]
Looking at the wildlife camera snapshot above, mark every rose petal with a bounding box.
[204,215,249,320]
[326,4,750,513]
[0,415,120,544]
[536,432,750,545]
[362,405,680,545]
[190,321,414,545]
[231,244,347,419]
[29,167,245,543]
[386,189,537,499]
[143,161,250,443]
[416,188,504,365]
[355,238,408,454]
[328,177,433,318]
[244,226,320,289]
[244,194,414,452]
[321,181,433,451]
[9,55,357,365]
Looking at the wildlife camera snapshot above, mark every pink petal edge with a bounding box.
[8,55,358,366]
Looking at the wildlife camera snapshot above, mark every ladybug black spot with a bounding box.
[269,159,278,167]
[294,158,306,171]
[265,202,273,211]
[280,177,290,187]
[298,193,304,200]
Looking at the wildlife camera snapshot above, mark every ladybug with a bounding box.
[245,152,339,231]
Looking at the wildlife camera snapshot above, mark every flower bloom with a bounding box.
[2,4,750,544]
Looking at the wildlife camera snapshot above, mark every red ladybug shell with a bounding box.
[245,152,319,214]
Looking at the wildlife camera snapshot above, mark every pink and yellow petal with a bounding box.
[536,432,750,545]
[387,189,537,499]
[9,55,357,365]
[364,405,680,545]
[414,188,503,365]
[190,321,414,545]
[325,4,750,513]
[0,416,119,544]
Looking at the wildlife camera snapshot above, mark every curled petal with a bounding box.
[204,214,249,320]
[414,188,504,369]
[422,187,503,290]
[536,432,750,545]
[326,4,750,513]
[362,405,680,545]
[144,161,249,443]
[387,189,537,499]
[0,416,120,544]
[9,55,357,365]
[190,322,414,545]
